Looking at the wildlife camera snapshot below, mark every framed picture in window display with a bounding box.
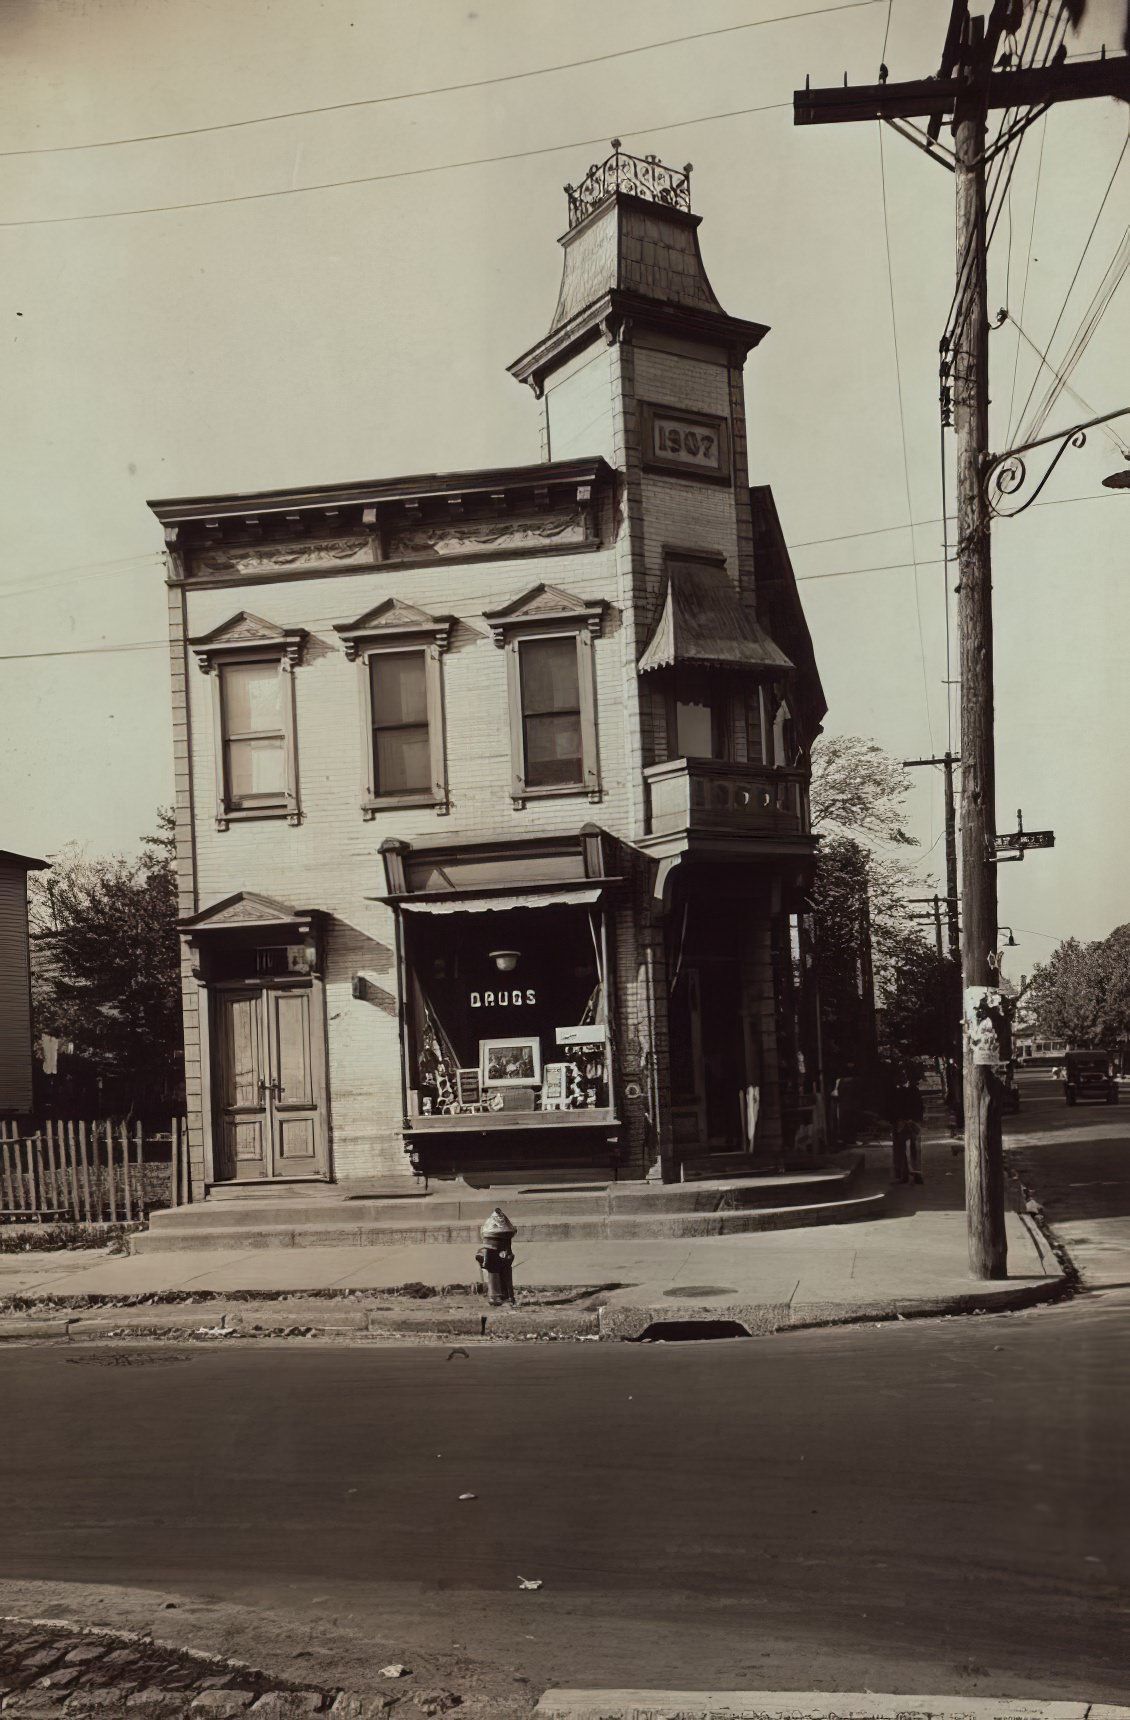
[479,1036,542,1088]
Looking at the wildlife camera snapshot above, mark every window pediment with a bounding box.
[333,598,454,661]
[190,611,307,673]
[180,891,309,931]
[483,584,605,648]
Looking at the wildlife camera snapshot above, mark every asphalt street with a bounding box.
[1,1074,1126,1707]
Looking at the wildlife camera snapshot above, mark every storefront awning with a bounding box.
[399,886,603,915]
[638,561,794,675]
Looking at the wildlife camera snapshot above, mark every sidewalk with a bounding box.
[0,1139,1064,1342]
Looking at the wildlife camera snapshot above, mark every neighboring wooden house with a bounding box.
[0,849,48,1116]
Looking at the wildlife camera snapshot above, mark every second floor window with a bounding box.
[333,599,454,817]
[220,660,288,810]
[371,650,430,795]
[519,636,583,788]
[665,669,731,761]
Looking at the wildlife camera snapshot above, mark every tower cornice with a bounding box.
[508,287,769,398]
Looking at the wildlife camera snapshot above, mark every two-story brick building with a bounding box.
[152,146,825,1201]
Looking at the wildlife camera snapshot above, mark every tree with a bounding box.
[1027,925,1130,1052]
[809,733,916,847]
[30,812,183,1114]
[880,936,961,1065]
[809,737,928,1083]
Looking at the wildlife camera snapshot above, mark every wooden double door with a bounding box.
[212,985,327,1182]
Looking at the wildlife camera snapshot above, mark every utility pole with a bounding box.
[795,4,1130,1279]
[905,753,960,961]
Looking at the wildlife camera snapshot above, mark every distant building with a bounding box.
[151,145,826,1201]
[0,849,48,1115]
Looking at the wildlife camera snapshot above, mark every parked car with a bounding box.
[1063,1050,1119,1106]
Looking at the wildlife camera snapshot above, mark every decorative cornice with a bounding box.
[333,598,455,661]
[482,583,606,647]
[149,457,613,529]
[509,289,769,397]
[188,611,308,672]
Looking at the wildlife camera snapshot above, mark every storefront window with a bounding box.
[403,904,611,1120]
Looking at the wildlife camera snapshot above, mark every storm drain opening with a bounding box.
[636,1319,753,1342]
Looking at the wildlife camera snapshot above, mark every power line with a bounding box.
[0,0,883,160]
[1006,111,1047,444]
[796,557,945,582]
[0,551,159,591]
[879,0,894,69]
[1010,306,1130,453]
[878,124,934,750]
[1013,119,1130,442]
[0,101,792,229]
[0,483,1116,619]
[0,554,162,602]
[0,640,165,663]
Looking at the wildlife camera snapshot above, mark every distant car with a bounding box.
[1063,1050,1118,1106]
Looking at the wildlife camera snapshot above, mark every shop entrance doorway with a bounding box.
[669,957,746,1156]
[212,985,327,1182]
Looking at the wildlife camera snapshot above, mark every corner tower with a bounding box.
[510,144,785,831]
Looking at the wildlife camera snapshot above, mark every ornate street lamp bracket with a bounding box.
[984,407,1130,518]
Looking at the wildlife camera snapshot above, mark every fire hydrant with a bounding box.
[476,1208,517,1306]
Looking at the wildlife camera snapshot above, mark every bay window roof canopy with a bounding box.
[638,560,793,676]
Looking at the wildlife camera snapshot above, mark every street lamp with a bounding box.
[998,927,1018,948]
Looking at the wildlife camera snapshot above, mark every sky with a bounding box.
[1,0,1127,986]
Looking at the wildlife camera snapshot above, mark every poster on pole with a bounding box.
[964,987,1008,1066]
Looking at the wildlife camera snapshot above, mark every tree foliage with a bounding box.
[30,811,183,1113]
[809,733,915,847]
[881,940,961,1064]
[809,737,936,1078]
[1027,925,1130,1050]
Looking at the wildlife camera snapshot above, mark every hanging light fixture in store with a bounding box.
[489,949,521,972]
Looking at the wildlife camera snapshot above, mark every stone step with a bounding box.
[130,1188,886,1253]
[143,1161,861,1235]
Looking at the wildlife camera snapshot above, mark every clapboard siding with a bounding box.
[0,864,35,1114]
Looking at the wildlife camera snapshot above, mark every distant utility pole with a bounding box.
[905,753,960,961]
[910,895,948,960]
[795,3,1130,1279]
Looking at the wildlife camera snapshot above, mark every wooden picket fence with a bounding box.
[0,1117,190,1225]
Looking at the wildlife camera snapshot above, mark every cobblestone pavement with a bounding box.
[0,1619,459,1719]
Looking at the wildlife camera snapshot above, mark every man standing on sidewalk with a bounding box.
[887,1066,926,1185]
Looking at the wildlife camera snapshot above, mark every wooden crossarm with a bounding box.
[794,54,1130,127]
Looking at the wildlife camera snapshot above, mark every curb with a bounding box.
[533,1691,1130,1720]
[0,1271,1065,1346]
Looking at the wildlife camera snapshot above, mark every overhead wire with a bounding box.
[1005,111,1048,443]
[1012,119,1130,440]
[1010,303,1130,453]
[878,124,935,751]
[0,99,793,228]
[0,0,883,159]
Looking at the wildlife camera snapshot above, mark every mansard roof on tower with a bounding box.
[509,141,769,396]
